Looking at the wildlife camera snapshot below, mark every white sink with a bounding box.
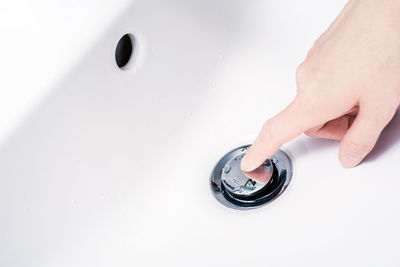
[1,0,400,266]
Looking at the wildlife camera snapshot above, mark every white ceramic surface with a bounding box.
[1,1,399,266]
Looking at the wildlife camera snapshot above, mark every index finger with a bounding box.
[240,95,324,172]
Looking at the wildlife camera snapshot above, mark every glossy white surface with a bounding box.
[1,1,400,266]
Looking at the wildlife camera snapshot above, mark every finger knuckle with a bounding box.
[261,120,279,142]
[296,62,318,90]
[296,88,325,112]
[295,62,307,86]
[345,139,373,156]
[383,104,398,123]
[295,66,323,107]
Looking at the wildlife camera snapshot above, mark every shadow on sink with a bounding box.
[365,109,400,162]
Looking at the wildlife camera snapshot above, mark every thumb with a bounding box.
[339,105,396,168]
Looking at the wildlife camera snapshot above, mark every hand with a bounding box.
[241,0,400,173]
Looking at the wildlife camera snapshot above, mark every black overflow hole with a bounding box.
[115,34,135,69]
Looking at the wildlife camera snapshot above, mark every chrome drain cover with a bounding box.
[210,145,293,210]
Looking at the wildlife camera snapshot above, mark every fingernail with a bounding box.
[340,154,361,168]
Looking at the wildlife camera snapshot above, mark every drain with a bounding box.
[210,145,293,210]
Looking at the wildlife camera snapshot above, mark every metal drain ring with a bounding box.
[210,145,293,210]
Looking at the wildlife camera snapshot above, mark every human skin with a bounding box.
[241,0,400,177]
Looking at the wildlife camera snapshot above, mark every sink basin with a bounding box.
[1,0,400,266]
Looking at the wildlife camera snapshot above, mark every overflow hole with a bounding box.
[115,34,135,69]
